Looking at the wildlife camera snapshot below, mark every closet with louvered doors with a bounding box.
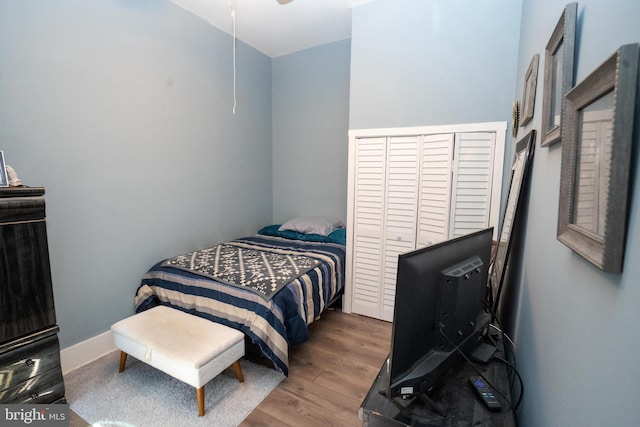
[345,123,506,321]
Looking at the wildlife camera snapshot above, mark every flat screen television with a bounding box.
[387,228,493,400]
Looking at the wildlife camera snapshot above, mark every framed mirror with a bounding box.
[490,130,536,318]
[557,44,639,273]
[540,2,578,147]
[520,55,540,127]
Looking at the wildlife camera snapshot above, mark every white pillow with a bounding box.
[278,216,344,236]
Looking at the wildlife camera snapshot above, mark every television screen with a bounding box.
[387,228,493,399]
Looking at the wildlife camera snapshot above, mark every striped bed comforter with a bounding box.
[133,234,345,376]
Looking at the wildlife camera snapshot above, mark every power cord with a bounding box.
[482,303,525,416]
[493,355,525,411]
[437,326,516,413]
[484,303,520,396]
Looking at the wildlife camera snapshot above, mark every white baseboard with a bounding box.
[60,330,116,375]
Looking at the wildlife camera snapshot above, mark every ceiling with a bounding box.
[170,0,375,58]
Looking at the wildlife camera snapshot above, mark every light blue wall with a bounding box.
[0,0,273,348]
[351,1,640,426]
[350,0,523,130]
[3,1,639,424]
[514,1,640,426]
[271,40,351,223]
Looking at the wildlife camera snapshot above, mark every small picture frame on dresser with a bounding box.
[0,151,8,187]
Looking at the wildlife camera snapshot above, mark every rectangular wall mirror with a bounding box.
[520,55,540,127]
[557,44,639,273]
[491,130,536,320]
[540,2,577,147]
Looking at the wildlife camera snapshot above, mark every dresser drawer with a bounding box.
[0,195,45,223]
[0,366,65,403]
[0,334,61,391]
[0,219,56,343]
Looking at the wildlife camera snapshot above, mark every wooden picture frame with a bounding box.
[520,54,540,127]
[557,44,639,273]
[0,151,8,188]
[540,2,577,147]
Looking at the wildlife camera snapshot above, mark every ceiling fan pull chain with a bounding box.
[230,0,237,115]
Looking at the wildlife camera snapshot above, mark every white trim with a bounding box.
[349,121,507,138]
[60,330,116,375]
[490,125,506,240]
[343,128,358,314]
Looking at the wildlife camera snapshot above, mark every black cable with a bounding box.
[490,323,519,392]
[483,301,524,402]
[483,301,519,393]
[437,326,516,413]
[480,300,525,423]
[481,300,516,362]
[493,355,525,412]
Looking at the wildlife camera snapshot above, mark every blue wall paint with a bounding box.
[1,2,638,425]
[272,40,351,223]
[514,1,640,426]
[350,0,523,130]
[0,0,273,348]
[350,0,640,425]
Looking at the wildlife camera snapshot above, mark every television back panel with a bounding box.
[437,256,486,348]
[388,228,493,396]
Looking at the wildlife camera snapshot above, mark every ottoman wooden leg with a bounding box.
[119,351,128,373]
[230,360,244,383]
[196,387,205,417]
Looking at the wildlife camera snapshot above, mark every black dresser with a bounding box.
[0,187,65,403]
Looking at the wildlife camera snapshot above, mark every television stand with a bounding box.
[360,335,515,426]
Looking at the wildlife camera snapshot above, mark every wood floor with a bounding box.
[69,308,391,427]
[240,308,392,427]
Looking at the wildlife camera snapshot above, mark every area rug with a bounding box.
[64,350,284,427]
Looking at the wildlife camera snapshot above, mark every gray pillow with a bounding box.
[278,216,344,236]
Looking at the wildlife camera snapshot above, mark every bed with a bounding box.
[133,219,346,376]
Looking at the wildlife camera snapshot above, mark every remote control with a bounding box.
[469,376,502,411]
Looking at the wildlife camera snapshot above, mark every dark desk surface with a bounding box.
[360,336,516,426]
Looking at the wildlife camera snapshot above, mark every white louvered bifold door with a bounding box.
[416,134,454,248]
[449,132,496,238]
[380,136,420,321]
[351,137,387,319]
[347,127,502,321]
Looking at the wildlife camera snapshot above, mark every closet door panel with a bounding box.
[351,138,387,318]
[417,134,454,248]
[385,137,419,242]
[450,132,496,237]
[381,137,419,321]
[381,239,414,321]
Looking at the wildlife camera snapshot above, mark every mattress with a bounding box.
[134,234,345,375]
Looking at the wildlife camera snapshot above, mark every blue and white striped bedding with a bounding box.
[133,234,345,376]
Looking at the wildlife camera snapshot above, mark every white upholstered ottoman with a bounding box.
[111,305,245,416]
